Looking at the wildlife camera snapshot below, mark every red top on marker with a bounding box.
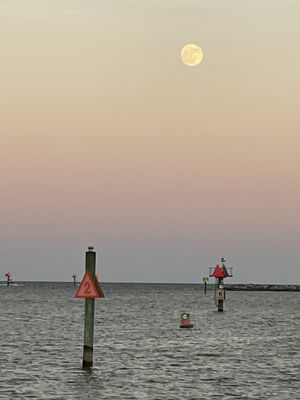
[75,271,102,299]
[209,264,225,278]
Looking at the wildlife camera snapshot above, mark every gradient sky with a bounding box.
[1,0,299,283]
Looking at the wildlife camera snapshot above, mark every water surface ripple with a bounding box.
[0,283,299,399]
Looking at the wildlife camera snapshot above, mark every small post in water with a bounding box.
[5,272,13,287]
[75,246,104,369]
[203,276,209,294]
[72,274,77,286]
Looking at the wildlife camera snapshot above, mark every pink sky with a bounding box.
[0,0,299,282]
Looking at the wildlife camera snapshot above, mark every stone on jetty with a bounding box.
[226,284,300,292]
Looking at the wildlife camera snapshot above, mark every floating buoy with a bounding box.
[180,312,193,328]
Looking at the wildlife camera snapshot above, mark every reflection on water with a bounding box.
[0,283,299,399]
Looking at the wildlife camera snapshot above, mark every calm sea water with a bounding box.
[0,283,299,399]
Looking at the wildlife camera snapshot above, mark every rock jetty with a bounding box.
[226,284,300,292]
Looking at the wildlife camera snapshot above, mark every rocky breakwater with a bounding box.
[226,284,300,292]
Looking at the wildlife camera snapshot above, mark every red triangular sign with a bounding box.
[75,271,101,298]
[210,264,225,278]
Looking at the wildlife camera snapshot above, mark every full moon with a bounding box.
[180,43,203,67]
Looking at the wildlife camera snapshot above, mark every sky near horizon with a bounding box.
[0,0,299,283]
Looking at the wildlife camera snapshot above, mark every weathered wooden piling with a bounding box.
[83,248,96,368]
[75,246,104,369]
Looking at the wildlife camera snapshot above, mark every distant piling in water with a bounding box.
[5,272,13,287]
[203,276,209,294]
[72,274,77,286]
